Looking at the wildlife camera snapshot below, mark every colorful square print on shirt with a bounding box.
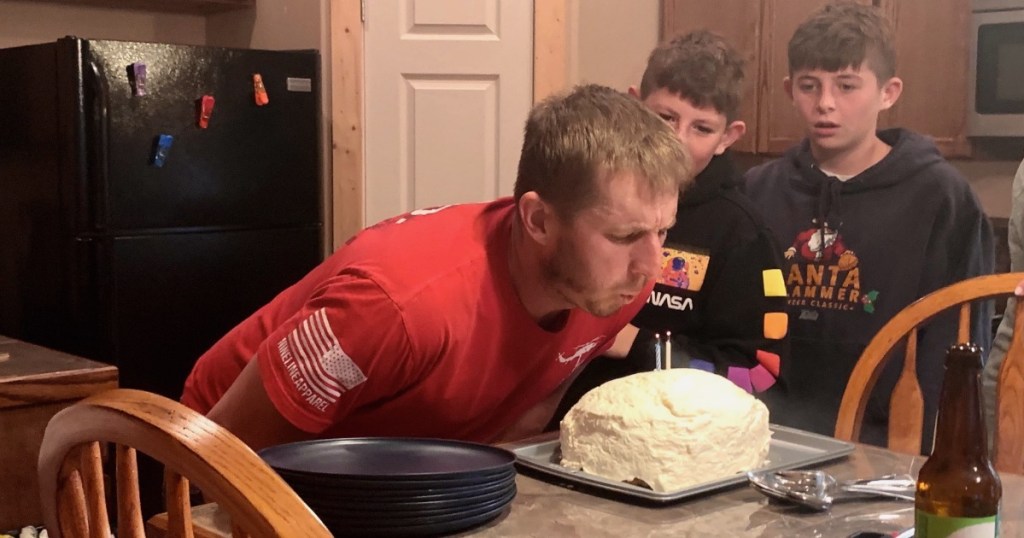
[658,246,710,291]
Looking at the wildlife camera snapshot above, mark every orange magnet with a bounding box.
[253,74,269,106]
[197,95,215,129]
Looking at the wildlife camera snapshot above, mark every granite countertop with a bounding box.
[175,440,1024,537]
[460,441,1021,537]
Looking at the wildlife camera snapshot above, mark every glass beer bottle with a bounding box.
[915,343,1001,537]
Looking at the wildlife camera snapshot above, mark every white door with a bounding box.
[363,0,534,226]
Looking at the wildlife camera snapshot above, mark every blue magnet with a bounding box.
[151,134,173,167]
[130,62,147,96]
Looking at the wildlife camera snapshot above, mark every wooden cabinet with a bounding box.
[0,336,118,530]
[883,0,971,156]
[663,0,970,157]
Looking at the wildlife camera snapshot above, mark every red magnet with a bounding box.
[253,74,269,106]
[197,95,215,129]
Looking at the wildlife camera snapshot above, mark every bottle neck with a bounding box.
[932,359,989,460]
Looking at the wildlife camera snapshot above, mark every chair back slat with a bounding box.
[958,303,971,342]
[836,273,1024,459]
[57,463,89,538]
[995,299,1024,474]
[38,389,330,538]
[80,442,110,538]
[116,445,145,538]
[165,468,195,538]
[887,328,924,454]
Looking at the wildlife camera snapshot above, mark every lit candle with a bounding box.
[665,331,672,369]
[654,333,662,370]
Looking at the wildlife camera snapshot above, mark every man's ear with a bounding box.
[784,76,794,102]
[714,120,747,155]
[879,76,903,110]
[627,85,641,99]
[517,192,555,246]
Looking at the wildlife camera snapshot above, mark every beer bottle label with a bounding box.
[915,510,999,537]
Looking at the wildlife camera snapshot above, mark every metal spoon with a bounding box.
[775,470,916,499]
[747,470,916,511]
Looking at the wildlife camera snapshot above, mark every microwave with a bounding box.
[969,2,1024,136]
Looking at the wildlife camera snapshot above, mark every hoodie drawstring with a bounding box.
[815,177,844,243]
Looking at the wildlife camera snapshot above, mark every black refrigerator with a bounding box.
[0,37,324,401]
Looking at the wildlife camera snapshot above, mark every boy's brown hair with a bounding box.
[788,1,896,82]
[638,30,745,121]
[514,84,691,219]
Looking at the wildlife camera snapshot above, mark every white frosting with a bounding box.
[559,369,771,492]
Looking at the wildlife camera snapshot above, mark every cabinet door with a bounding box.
[662,0,763,154]
[758,0,876,154]
[882,0,971,157]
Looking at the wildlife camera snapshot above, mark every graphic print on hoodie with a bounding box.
[784,218,878,315]
[744,128,994,452]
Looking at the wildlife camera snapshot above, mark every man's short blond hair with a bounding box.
[514,84,692,218]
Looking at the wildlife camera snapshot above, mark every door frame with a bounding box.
[328,0,568,248]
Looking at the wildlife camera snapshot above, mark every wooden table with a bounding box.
[164,438,1024,537]
[0,335,118,530]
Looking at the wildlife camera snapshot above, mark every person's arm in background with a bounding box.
[604,324,640,358]
[497,366,587,442]
[208,356,311,451]
[984,158,1024,445]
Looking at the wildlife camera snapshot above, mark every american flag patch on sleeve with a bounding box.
[276,308,367,409]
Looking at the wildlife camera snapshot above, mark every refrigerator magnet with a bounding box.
[253,74,269,106]
[128,62,147,96]
[197,95,215,129]
[151,134,173,167]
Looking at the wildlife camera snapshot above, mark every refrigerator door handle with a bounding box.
[84,58,109,232]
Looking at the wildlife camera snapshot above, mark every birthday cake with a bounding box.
[558,369,771,492]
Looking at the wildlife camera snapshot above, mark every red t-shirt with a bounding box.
[182,198,649,443]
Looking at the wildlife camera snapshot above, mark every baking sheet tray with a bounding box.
[510,425,854,504]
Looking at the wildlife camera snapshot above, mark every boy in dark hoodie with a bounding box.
[744,1,994,451]
[549,31,789,426]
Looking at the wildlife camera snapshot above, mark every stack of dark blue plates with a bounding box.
[259,438,517,537]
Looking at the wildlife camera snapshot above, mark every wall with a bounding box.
[570,0,660,91]
[0,1,206,48]
[954,158,1022,219]
[205,0,322,50]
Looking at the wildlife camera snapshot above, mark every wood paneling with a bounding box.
[330,0,365,248]
[534,0,570,104]
[883,0,972,157]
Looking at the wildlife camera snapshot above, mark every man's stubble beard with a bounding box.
[541,237,636,318]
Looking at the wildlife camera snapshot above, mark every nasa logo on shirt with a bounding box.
[658,245,709,292]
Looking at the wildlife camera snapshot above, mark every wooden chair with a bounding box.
[37,388,331,538]
[835,272,1024,474]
